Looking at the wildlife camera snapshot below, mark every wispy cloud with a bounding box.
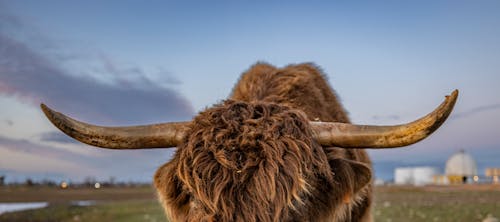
[39,132,79,144]
[0,7,194,125]
[369,103,500,123]
[0,33,194,124]
[0,136,100,179]
[451,103,500,120]
[3,119,13,126]
[0,135,173,182]
[0,6,188,182]
[371,114,400,121]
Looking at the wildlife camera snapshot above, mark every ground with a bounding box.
[1,185,499,221]
[373,185,500,222]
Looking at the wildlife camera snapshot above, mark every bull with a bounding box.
[41,63,457,221]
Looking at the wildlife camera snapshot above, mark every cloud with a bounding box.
[371,114,400,121]
[0,2,22,30]
[4,119,13,126]
[369,103,500,123]
[0,136,99,179]
[0,7,194,125]
[39,131,79,144]
[0,7,188,183]
[451,103,500,120]
[0,135,174,182]
[0,33,194,125]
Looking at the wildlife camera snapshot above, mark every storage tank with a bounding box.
[394,167,439,185]
[413,167,439,186]
[395,167,413,185]
[445,150,478,183]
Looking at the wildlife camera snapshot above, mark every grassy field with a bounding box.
[1,185,500,221]
[373,185,500,222]
[0,186,165,222]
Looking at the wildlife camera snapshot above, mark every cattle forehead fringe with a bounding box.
[175,100,334,222]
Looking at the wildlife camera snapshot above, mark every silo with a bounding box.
[445,150,478,184]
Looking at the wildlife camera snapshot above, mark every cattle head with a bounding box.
[41,78,457,221]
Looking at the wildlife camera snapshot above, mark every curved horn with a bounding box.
[311,90,458,148]
[40,104,190,149]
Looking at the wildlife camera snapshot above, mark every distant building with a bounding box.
[374,178,386,186]
[393,150,484,186]
[485,168,500,184]
[445,150,478,184]
[394,166,439,186]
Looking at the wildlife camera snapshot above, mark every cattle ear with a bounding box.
[329,158,372,194]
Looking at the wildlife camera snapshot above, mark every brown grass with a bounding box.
[373,185,500,222]
[1,185,500,221]
[0,186,156,203]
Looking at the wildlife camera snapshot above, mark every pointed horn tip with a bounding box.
[40,104,68,128]
[40,103,50,116]
[40,103,53,112]
[444,89,459,109]
[449,89,459,100]
[40,103,57,120]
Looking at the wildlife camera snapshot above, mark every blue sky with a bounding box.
[1,1,499,182]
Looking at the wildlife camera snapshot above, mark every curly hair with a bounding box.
[154,63,373,222]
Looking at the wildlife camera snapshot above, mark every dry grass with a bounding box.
[373,185,500,222]
[0,185,156,203]
[1,185,500,221]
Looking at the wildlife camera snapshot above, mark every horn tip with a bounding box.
[40,103,63,126]
[40,103,48,111]
[446,89,459,104]
[40,103,54,118]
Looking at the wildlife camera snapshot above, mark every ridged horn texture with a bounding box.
[40,104,190,149]
[310,90,458,148]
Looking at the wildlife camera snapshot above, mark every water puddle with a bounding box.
[70,200,96,206]
[0,202,48,215]
[0,200,96,215]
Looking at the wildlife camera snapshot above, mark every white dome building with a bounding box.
[445,150,478,184]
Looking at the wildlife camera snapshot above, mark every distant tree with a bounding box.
[83,176,96,187]
[41,179,56,187]
[109,176,116,185]
[0,175,5,186]
[102,176,116,188]
[25,178,34,187]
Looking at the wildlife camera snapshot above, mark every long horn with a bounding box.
[311,90,458,148]
[40,104,190,149]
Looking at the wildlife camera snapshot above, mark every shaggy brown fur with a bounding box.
[154,63,373,222]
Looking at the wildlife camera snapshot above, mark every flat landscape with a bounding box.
[1,185,499,222]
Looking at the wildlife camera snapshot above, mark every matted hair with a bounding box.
[156,100,342,221]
